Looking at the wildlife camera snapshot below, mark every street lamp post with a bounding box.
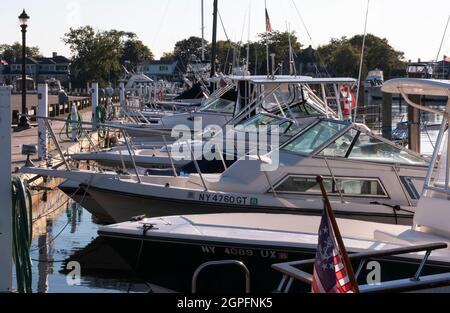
[18,9,30,129]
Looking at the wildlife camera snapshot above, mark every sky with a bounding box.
[1,0,449,62]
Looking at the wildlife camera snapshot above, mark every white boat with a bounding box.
[69,103,326,172]
[97,78,450,293]
[22,117,428,224]
[364,69,384,99]
[68,75,345,172]
[109,75,354,140]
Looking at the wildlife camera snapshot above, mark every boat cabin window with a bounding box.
[400,176,422,200]
[200,98,236,114]
[348,133,428,165]
[274,175,387,198]
[283,120,348,155]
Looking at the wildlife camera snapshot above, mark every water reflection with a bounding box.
[28,194,161,293]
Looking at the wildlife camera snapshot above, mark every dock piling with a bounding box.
[0,86,13,292]
[408,95,421,153]
[91,82,99,129]
[38,84,49,160]
[71,102,79,142]
[382,92,392,140]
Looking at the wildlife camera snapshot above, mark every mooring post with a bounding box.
[382,92,392,140]
[37,84,48,160]
[0,86,13,292]
[71,102,78,142]
[91,82,99,129]
[408,95,421,153]
[119,82,125,117]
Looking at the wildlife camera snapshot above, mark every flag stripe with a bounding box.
[265,8,272,32]
[311,205,358,293]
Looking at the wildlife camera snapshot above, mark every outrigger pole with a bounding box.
[210,0,219,77]
[354,0,370,123]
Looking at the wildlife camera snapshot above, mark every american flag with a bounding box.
[265,8,272,32]
[0,59,8,66]
[311,207,357,293]
[444,55,450,62]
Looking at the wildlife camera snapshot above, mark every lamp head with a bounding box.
[19,9,30,27]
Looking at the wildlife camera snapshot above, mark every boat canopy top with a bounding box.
[248,76,356,85]
[382,78,450,97]
[218,75,313,83]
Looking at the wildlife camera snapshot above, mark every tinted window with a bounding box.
[274,175,387,197]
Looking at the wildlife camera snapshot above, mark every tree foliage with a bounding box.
[121,39,154,67]
[169,36,210,70]
[316,34,406,78]
[162,31,302,75]
[0,42,41,60]
[63,26,154,87]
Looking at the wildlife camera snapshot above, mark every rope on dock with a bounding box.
[11,176,33,293]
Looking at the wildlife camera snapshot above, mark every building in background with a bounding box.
[0,52,70,90]
[136,60,183,82]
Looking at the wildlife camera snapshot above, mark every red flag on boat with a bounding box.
[444,55,450,62]
[0,59,8,65]
[265,8,272,32]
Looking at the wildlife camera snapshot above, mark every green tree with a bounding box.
[121,39,154,68]
[316,34,406,78]
[255,31,303,75]
[348,34,405,78]
[0,42,41,60]
[316,38,360,77]
[161,31,301,76]
[171,36,210,70]
[63,26,154,87]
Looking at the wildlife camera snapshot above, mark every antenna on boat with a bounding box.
[432,14,450,78]
[201,0,205,62]
[210,0,219,77]
[286,21,297,76]
[265,0,271,78]
[246,1,252,72]
[353,0,370,123]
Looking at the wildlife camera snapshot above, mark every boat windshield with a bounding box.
[283,120,348,155]
[200,98,236,114]
[273,101,323,117]
[234,114,292,134]
[235,114,279,128]
[318,128,428,165]
[347,133,428,165]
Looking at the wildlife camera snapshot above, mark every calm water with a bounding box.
[16,200,156,293]
[16,94,447,293]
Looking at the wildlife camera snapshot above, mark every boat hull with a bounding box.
[85,185,413,225]
[97,233,450,293]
